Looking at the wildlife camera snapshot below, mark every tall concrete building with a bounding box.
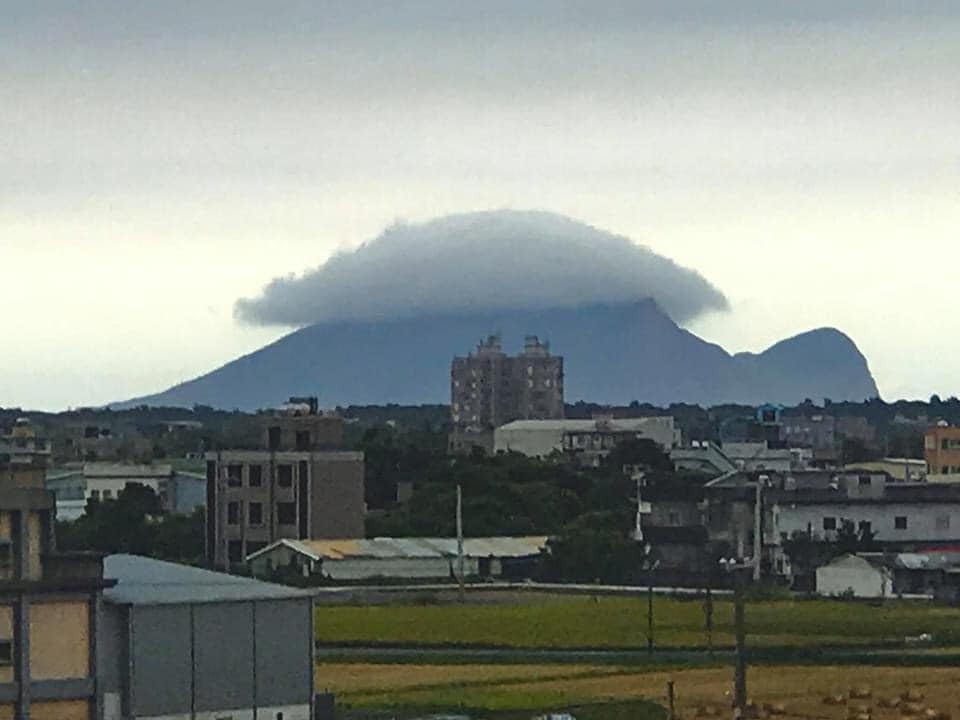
[0,419,111,720]
[450,335,564,454]
[206,398,365,569]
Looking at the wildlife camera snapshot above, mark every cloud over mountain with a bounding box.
[234,210,729,327]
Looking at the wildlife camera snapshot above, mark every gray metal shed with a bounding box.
[99,554,313,720]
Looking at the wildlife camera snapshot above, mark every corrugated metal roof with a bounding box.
[103,554,310,605]
[252,536,548,562]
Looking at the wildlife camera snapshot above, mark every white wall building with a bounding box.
[817,554,893,598]
[494,417,679,463]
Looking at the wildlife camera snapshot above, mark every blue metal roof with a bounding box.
[103,554,310,606]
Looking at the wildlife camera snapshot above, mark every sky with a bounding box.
[2,1,959,410]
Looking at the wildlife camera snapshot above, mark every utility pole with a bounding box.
[753,481,762,582]
[733,569,747,716]
[647,580,654,654]
[456,484,465,602]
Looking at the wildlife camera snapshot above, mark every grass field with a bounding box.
[317,662,960,718]
[314,594,960,649]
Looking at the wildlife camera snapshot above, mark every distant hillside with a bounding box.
[115,300,878,410]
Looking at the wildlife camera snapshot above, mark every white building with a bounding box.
[721,442,793,472]
[494,417,679,464]
[46,463,206,520]
[817,554,893,598]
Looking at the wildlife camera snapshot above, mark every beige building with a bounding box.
[494,416,680,465]
[0,420,109,720]
[450,334,564,454]
[205,399,365,569]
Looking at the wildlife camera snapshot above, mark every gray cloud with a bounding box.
[234,210,729,327]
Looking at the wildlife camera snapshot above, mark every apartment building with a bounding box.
[449,334,564,454]
[205,399,365,569]
[0,420,111,720]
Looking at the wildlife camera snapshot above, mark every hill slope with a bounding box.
[116,300,878,410]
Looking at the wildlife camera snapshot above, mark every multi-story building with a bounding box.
[925,424,960,476]
[449,334,564,454]
[0,419,111,720]
[205,399,365,569]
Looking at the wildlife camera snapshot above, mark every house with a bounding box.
[720,442,793,472]
[246,536,548,581]
[205,399,365,568]
[845,458,927,483]
[494,416,679,465]
[816,554,893,598]
[46,463,207,520]
[100,554,314,720]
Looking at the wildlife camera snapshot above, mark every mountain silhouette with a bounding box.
[115,300,878,410]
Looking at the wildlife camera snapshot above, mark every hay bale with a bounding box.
[825,695,849,706]
[902,702,926,716]
[852,687,874,700]
[769,703,787,716]
[902,690,925,703]
[878,698,901,709]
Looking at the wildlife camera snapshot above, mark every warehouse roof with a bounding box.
[497,418,672,432]
[247,536,549,563]
[103,554,310,606]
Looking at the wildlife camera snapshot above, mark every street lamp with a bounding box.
[720,557,751,719]
[641,543,660,654]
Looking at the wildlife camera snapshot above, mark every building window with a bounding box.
[943,439,950,450]
[247,541,266,555]
[248,465,263,487]
[0,542,11,573]
[227,464,243,487]
[227,541,243,564]
[937,515,951,531]
[858,520,872,535]
[823,517,837,531]
[858,475,871,487]
[248,502,263,526]
[277,502,296,525]
[668,511,680,525]
[227,502,240,525]
[102,489,112,499]
[268,426,282,451]
[90,489,100,501]
[277,464,293,488]
[295,430,311,451]
[0,640,12,666]
[895,516,908,530]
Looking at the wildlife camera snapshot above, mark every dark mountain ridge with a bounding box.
[116,300,879,410]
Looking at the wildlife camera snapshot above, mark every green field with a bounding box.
[314,594,960,649]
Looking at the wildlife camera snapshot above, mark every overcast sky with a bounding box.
[3,1,959,410]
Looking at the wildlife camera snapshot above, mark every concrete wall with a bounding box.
[29,601,90,680]
[494,426,564,457]
[817,557,892,598]
[309,455,365,539]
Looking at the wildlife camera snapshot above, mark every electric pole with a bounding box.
[456,484,465,602]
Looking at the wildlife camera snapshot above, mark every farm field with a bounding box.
[314,594,960,649]
[317,662,960,719]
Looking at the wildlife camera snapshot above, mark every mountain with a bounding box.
[115,300,878,410]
